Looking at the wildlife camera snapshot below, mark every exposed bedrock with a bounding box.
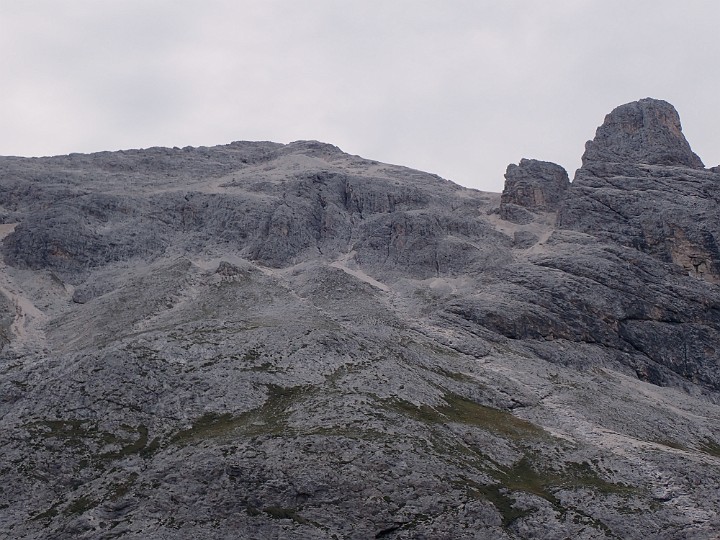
[581,97,704,168]
[499,158,570,223]
[2,100,720,539]
[558,99,720,283]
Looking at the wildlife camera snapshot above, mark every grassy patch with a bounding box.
[100,425,149,460]
[65,495,98,516]
[29,420,94,447]
[559,461,636,495]
[140,436,161,458]
[699,438,720,458]
[27,420,155,464]
[464,480,532,527]
[263,506,310,524]
[498,457,561,504]
[388,393,547,441]
[460,457,632,530]
[31,502,61,521]
[170,384,310,444]
[652,439,688,451]
[170,412,238,444]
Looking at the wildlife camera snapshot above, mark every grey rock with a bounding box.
[0,290,13,350]
[498,202,535,224]
[582,97,704,168]
[558,100,720,285]
[2,103,720,540]
[513,230,539,248]
[500,158,570,218]
[559,163,720,282]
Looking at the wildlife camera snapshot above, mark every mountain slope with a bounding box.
[1,99,720,539]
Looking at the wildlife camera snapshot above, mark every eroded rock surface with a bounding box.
[2,100,720,539]
[582,97,704,168]
[499,159,570,223]
[558,99,720,283]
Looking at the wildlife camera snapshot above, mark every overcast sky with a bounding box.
[2,1,718,192]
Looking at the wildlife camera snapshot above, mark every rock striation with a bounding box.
[1,99,720,539]
[491,98,720,393]
[558,99,720,285]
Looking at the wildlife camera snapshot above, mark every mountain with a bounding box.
[1,98,719,539]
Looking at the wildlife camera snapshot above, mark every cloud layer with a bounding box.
[2,1,718,191]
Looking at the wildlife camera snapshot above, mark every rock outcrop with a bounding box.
[558,99,720,284]
[490,98,720,392]
[2,100,720,539]
[582,97,704,168]
[499,158,569,223]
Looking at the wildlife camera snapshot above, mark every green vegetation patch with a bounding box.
[406,395,641,532]
[699,438,720,458]
[388,393,547,441]
[495,458,632,498]
[497,457,561,504]
[100,425,150,459]
[171,412,238,444]
[559,461,637,495]
[461,457,636,529]
[26,420,155,464]
[31,501,62,522]
[463,480,532,527]
[263,506,310,524]
[65,495,99,516]
[29,419,95,447]
[652,439,688,451]
[170,384,311,444]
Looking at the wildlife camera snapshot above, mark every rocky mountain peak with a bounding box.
[582,97,704,168]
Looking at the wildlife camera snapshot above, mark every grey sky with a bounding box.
[1,1,718,192]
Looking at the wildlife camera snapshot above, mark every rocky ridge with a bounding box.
[1,99,720,539]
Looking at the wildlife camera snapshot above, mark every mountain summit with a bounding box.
[1,99,720,539]
[582,97,704,168]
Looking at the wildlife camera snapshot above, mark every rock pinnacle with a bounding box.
[582,97,704,168]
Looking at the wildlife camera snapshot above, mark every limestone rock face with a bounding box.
[2,103,720,539]
[549,99,720,397]
[582,97,704,168]
[500,158,570,215]
[558,99,720,284]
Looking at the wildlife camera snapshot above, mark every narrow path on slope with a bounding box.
[329,250,390,292]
